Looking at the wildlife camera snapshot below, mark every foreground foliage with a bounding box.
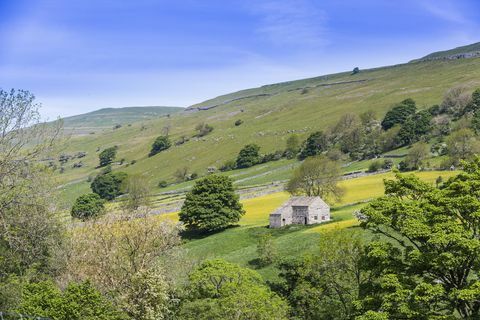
[358,157,480,318]
[179,259,289,320]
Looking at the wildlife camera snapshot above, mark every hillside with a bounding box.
[412,41,480,62]
[53,55,480,207]
[60,106,182,135]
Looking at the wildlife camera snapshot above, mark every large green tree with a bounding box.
[277,230,367,320]
[179,259,288,320]
[358,158,480,318]
[179,175,244,232]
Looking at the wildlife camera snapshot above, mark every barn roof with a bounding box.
[288,196,328,207]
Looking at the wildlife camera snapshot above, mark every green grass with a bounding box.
[52,57,480,206]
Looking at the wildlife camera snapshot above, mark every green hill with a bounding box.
[53,53,480,207]
[412,41,480,62]
[60,106,183,135]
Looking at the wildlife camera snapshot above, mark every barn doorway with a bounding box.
[304,217,307,225]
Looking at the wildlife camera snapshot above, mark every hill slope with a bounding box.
[61,106,182,134]
[412,41,480,62]
[53,55,480,206]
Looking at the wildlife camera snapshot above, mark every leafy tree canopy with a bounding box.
[99,147,117,167]
[91,171,128,200]
[299,131,329,159]
[180,259,288,320]
[149,135,171,157]
[236,144,261,169]
[71,193,105,221]
[179,175,244,232]
[381,98,417,130]
[358,158,480,318]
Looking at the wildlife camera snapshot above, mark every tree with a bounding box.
[195,123,214,137]
[352,67,360,75]
[121,266,172,320]
[179,259,288,320]
[277,230,367,319]
[91,171,128,200]
[440,85,472,117]
[17,280,126,320]
[123,174,150,210]
[286,156,343,202]
[256,232,277,266]
[299,131,329,159]
[396,110,432,146]
[236,144,261,168]
[71,193,105,221]
[149,135,171,157]
[0,89,65,280]
[357,160,480,318]
[285,134,301,159]
[179,175,244,232]
[446,128,479,164]
[404,142,429,170]
[381,99,417,130]
[67,210,182,298]
[99,147,117,167]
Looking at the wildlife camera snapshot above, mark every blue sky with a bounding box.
[0,0,479,119]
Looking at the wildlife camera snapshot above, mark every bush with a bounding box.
[382,159,394,169]
[179,175,245,232]
[158,180,168,188]
[149,135,171,157]
[256,233,277,266]
[236,144,261,169]
[234,119,243,126]
[195,123,214,137]
[367,160,383,173]
[220,159,236,172]
[71,193,105,221]
[98,147,117,167]
[91,172,128,200]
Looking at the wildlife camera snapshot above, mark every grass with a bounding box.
[51,57,480,206]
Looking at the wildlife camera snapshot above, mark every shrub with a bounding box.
[236,144,261,168]
[195,123,214,137]
[91,172,128,200]
[179,175,245,232]
[149,136,171,157]
[71,193,105,221]
[220,159,236,172]
[256,233,277,266]
[158,180,168,188]
[285,134,300,159]
[98,147,117,167]
[234,119,243,126]
[367,160,383,173]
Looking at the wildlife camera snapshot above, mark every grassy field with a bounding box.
[51,57,480,206]
[151,170,458,280]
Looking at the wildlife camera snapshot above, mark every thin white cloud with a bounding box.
[419,0,471,25]
[247,0,328,47]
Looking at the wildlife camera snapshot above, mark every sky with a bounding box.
[0,0,479,119]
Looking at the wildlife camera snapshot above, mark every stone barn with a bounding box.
[269,196,330,228]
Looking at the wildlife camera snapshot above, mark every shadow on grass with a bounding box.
[180,224,241,241]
